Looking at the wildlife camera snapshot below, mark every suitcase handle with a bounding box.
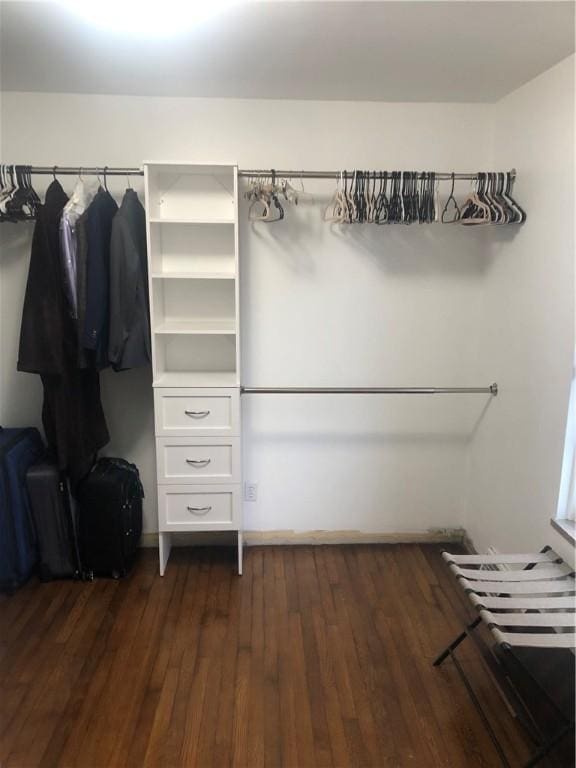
[184,410,210,418]
[185,459,211,468]
[187,506,212,515]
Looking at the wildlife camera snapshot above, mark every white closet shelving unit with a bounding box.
[144,163,242,575]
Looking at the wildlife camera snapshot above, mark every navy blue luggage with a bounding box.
[0,427,45,592]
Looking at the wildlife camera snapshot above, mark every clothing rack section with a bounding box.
[2,165,525,226]
[16,165,151,483]
[241,384,498,395]
[0,165,144,223]
[241,168,525,225]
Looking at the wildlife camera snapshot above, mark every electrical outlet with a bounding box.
[244,482,258,502]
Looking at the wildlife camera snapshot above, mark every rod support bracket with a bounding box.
[490,382,499,396]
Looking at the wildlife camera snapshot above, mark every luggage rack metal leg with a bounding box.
[433,616,482,666]
[448,647,512,768]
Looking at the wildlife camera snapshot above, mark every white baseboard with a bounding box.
[140,528,465,548]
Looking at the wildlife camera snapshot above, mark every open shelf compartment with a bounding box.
[154,334,238,386]
[152,278,236,334]
[149,221,236,277]
[146,164,235,222]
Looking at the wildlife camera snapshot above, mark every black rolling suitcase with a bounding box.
[77,458,144,578]
[26,461,81,581]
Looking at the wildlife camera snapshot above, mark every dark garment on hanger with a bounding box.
[18,180,109,485]
[18,181,69,376]
[82,188,118,369]
[75,207,90,369]
[108,189,151,371]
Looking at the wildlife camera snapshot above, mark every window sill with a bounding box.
[550,518,576,546]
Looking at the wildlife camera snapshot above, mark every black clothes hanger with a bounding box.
[419,172,434,224]
[388,172,401,223]
[375,172,388,224]
[505,171,526,223]
[401,171,417,224]
[270,170,284,221]
[442,173,461,223]
[353,170,363,223]
[488,173,506,224]
[494,172,511,223]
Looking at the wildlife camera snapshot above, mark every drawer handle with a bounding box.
[184,410,210,418]
[186,458,211,468]
[187,505,212,515]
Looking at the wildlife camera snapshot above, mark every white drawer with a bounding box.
[158,485,241,531]
[156,437,240,484]
[154,388,240,437]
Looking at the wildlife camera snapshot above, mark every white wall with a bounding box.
[0,92,492,534]
[466,56,575,562]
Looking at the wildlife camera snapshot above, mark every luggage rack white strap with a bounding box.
[470,594,576,610]
[491,629,576,649]
[478,610,576,628]
[442,551,560,566]
[452,564,573,582]
[458,577,575,594]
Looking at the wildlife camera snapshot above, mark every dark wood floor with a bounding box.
[0,544,540,767]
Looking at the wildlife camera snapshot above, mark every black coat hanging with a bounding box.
[17,180,110,485]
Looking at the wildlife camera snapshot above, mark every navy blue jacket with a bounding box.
[82,189,118,368]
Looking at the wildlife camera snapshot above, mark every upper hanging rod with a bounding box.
[18,166,514,182]
[239,169,515,182]
[24,166,144,176]
[241,384,498,396]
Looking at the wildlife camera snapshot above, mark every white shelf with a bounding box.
[154,320,236,335]
[153,371,239,388]
[151,272,236,280]
[149,218,234,225]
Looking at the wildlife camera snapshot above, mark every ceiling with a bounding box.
[0,1,574,102]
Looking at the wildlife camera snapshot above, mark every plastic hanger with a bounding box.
[460,177,491,225]
[324,171,346,223]
[441,173,461,223]
[504,171,526,223]
[375,172,390,224]
[0,165,18,216]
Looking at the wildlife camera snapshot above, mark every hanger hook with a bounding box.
[52,165,58,181]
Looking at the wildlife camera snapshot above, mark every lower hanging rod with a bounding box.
[241,384,498,396]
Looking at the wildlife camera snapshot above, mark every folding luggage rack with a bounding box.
[434,547,575,768]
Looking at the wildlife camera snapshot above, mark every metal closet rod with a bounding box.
[238,169,516,181]
[241,384,498,395]
[17,166,515,182]
[22,166,144,176]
